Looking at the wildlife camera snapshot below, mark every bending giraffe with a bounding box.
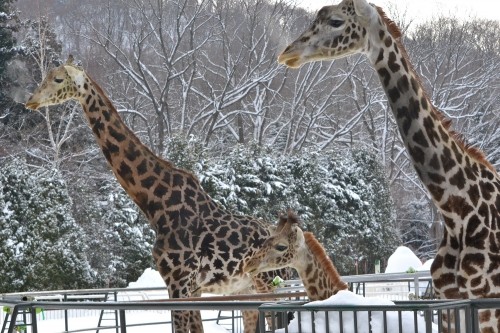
[244,211,349,300]
[25,56,290,333]
[277,0,500,331]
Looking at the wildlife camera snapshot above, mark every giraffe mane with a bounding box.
[303,232,347,289]
[375,7,497,174]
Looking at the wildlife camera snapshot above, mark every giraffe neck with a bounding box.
[296,233,348,301]
[366,11,498,229]
[74,71,213,224]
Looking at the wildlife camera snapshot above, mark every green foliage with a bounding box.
[198,142,290,221]
[0,157,154,291]
[164,134,207,173]
[77,180,155,288]
[0,0,17,81]
[0,158,95,292]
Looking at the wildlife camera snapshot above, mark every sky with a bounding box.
[298,0,500,23]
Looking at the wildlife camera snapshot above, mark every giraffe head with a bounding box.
[243,210,304,275]
[26,55,85,110]
[278,0,376,68]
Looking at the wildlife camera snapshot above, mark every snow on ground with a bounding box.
[385,246,423,273]
[36,311,229,333]
[278,290,436,333]
[33,268,233,333]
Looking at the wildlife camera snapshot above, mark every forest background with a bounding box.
[0,0,498,292]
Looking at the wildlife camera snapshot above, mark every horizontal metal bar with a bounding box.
[1,271,431,299]
[0,300,270,311]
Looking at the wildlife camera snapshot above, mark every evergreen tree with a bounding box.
[0,158,95,292]
[200,142,289,221]
[79,180,155,287]
[0,0,20,131]
[0,0,17,82]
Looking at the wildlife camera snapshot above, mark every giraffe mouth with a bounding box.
[25,101,40,110]
[243,262,259,276]
[278,51,304,69]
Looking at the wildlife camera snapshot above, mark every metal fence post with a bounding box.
[119,310,127,333]
[30,307,38,333]
[464,302,473,333]
[258,311,266,333]
[7,306,18,333]
[64,294,69,332]
[424,309,433,333]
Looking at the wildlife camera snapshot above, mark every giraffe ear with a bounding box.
[276,213,288,233]
[352,0,374,18]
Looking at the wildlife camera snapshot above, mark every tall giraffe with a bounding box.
[244,211,349,300]
[276,0,500,331]
[25,56,289,333]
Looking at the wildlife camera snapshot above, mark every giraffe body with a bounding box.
[244,211,348,300]
[25,59,289,333]
[277,0,500,331]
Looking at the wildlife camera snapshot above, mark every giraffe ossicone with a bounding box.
[25,56,291,333]
[278,0,500,331]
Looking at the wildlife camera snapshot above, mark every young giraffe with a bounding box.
[25,56,290,333]
[277,0,500,331]
[243,211,349,301]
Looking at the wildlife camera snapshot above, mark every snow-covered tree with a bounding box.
[200,142,290,221]
[281,149,399,274]
[78,180,155,288]
[0,0,21,140]
[0,0,17,81]
[0,157,95,292]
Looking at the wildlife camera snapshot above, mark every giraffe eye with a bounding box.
[54,78,64,84]
[275,245,287,252]
[328,19,344,28]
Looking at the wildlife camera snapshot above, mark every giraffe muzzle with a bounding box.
[243,260,260,275]
[277,51,303,68]
[25,101,40,110]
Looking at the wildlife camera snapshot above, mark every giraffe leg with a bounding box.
[242,310,259,333]
[189,310,204,333]
[168,283,204,333]
[171,309,204,333]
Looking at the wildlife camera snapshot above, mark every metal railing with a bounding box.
[258,299,478,333]
[5,271,485,333]
[1,298,266,333]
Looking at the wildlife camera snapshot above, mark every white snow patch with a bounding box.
[127,268,165,288]
[385,246,422,273]
[278,290,436,333]
[3,201,14,219]
[417,259,434,271]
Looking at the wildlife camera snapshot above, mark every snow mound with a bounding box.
[278,290,433,333]
[385,246,422,273]
[127,268,165,288]
[417,259,434,271]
